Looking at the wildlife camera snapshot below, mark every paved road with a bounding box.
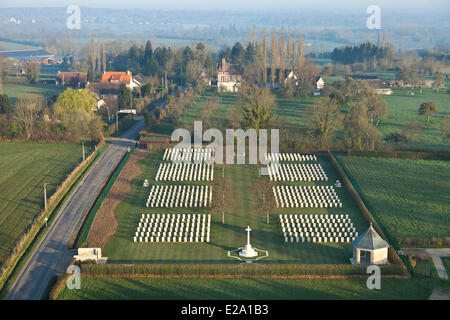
[5,118,145,300]
[399,248,450,280]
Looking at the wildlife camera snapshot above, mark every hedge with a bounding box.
[80,263,408,278]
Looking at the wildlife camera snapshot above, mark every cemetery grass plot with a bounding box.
[101,150,368,264]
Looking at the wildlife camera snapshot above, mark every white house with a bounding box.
[217,58,243,93]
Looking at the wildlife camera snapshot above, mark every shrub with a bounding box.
[407,255,417,269]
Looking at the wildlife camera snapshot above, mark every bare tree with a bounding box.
[90,33,96,73]
[286,26,291,69]
[270,26,278,88]
[211,175,234,224]
[297,31,304,76]
[307,97,342,149]
[13,95,45,141]
[261,27,268,86]
[292,29,297,71]
[279,25,285,86]
[402,122,423,144]
[254,178,276,224]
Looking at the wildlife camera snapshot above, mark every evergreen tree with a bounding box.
[96,40,101,76]
[118,87,132,110]
[0,94,11,114]
[102,41,106,73]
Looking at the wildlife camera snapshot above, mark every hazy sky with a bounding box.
[1,0,449,11]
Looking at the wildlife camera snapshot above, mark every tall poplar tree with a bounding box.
[297,31,304,76]
[292,29,297,71]
[262,27,268,86]
[270,26,278,88]
[102,42,106,73]
[90,33,96,73]
[287,26,291,69]
[279,25,285,85]
[96,40,101,75]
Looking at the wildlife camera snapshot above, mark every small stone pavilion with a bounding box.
[351,224,389,265]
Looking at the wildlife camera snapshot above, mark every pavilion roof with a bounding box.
[353,224,389,250]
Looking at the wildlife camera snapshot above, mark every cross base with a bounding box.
[239,244,258,258]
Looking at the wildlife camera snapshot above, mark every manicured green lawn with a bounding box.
[101,150,368,264]
[0,142,92,267]
[2,83,63,104]
[57,277,436,300]
[336,155,450,240]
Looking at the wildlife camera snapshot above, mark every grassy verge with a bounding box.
[0,143,109,298]
[75,147,134,248]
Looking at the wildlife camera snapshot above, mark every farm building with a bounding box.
[56,71,87,88]
[139,134,171,149]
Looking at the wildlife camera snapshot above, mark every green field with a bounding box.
[155,87,449,151]
[379,88,450,150]
[2,83,63,104]
[336,155,450,240]
[442,258,450,274]
[0,142,91,266]
[57,277,436,300]
[0,40,38,51]
[100,150,368,264]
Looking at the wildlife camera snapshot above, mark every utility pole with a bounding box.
[82,142,85,161]
[116,111,119,132]
[43,183,48,211]
[165,70,168,91]
[130,88,132,109]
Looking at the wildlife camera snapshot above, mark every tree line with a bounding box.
[0,89,103,143]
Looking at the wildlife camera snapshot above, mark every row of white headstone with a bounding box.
[264,153,317,162]
[146,185,212,208]
[266,163,328,182]
[273,186,342,208]
[134,213,211,243]
[162,148,214,162]
[155,163,214,181]
[279,214,358,243]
